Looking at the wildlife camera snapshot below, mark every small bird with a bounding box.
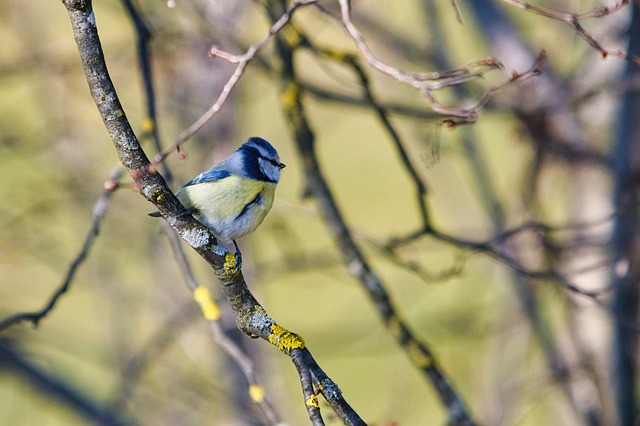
[150,137,285,268]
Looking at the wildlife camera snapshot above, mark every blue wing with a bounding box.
[183,168,231,187]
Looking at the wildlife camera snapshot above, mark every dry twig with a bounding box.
[338,0,547,124]
[150,0,318,167]
[503,0,639,64]
[0,169,123,332]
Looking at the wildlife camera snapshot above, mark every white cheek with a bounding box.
[258,159,280,182]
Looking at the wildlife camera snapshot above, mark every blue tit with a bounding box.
[150,137,285,267]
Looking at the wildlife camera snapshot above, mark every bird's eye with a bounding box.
[269,159,285,169]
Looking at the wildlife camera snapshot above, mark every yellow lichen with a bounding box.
[193,286,220,321]
[386,314,402,339]
[252,305,267,317]
[248,384,265,403]
[268,323,305,353]
[305,393,319,408]
[141,117,154,133]
[281,26,302,48]
[280,82,301,109]
[406,341,433,368]
[223,252,241,276]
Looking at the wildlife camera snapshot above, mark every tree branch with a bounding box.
[60,1,364,423]
[0,169,123,332]
[270,3,476,424]
[0,340,133,426]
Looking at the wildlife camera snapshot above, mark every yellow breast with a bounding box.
[177,175,277,241]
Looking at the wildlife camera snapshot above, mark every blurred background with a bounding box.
[0,1,637,425]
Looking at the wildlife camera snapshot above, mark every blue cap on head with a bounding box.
[236,137,284,183]
[242,137,279,159]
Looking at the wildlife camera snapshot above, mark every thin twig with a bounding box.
[503,0,639,64]
[0,169,123,332]
[161,221,282,425]
[150,0,317,167]
[120,0,173,183]
[291,349,325,426]
[295,31,433,228]
[272,8,477,423]
[338,0,546,123]
[338,0,498,90]
[387,224,609,298]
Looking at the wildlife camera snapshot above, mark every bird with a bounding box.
[150,136,285,268]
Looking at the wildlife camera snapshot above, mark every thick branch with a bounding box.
[610,2,640,424]
[60,1,364,424]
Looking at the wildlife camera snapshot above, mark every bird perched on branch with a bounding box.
[150,136,285,268]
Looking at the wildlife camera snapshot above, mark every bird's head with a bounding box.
[236,137,286,183]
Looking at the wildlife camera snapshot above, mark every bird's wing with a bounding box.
[182,168,231,187]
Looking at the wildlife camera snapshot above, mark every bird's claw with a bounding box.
[233,240,242,271]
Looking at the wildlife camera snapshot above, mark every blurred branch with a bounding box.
[346,54,431,224]
[150,0,317,167]
[294,31,432,228]
[120,0,172,183]
[270,3,477,424]
[0,169,123,332]
[387,220,609,298]
[338,0,546,124]
[462,0,607,295]
[610,2,640,424]
[502,0,640,64]
[107,301,200,414]
[60,1,364,424]
[121,2,281,421]
[0,340,134,426]
[161,221,283,425]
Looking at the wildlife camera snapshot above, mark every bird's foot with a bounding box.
[223,240,243,275]
[232,240,242,271]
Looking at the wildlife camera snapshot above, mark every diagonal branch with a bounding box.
[502,0,639,64]
[161,221,283,425]
[60,1,364,424]
[338,0,545,124]
[150,0,318,167]
[0,340,133,426]
[0,169,123,332]
[271,5,477,424]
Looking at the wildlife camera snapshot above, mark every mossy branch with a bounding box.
[60,1,364,424]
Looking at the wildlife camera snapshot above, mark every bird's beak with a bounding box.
[279,163,286,169]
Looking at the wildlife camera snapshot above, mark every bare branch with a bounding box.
[0,341,133,426]
[150,0,318,167]
[503,0,639,64]
[272,7,477,423]
[0,169,123,332]
[60,1,364,423]
[338,0,544,123]
[161,221,282,425]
